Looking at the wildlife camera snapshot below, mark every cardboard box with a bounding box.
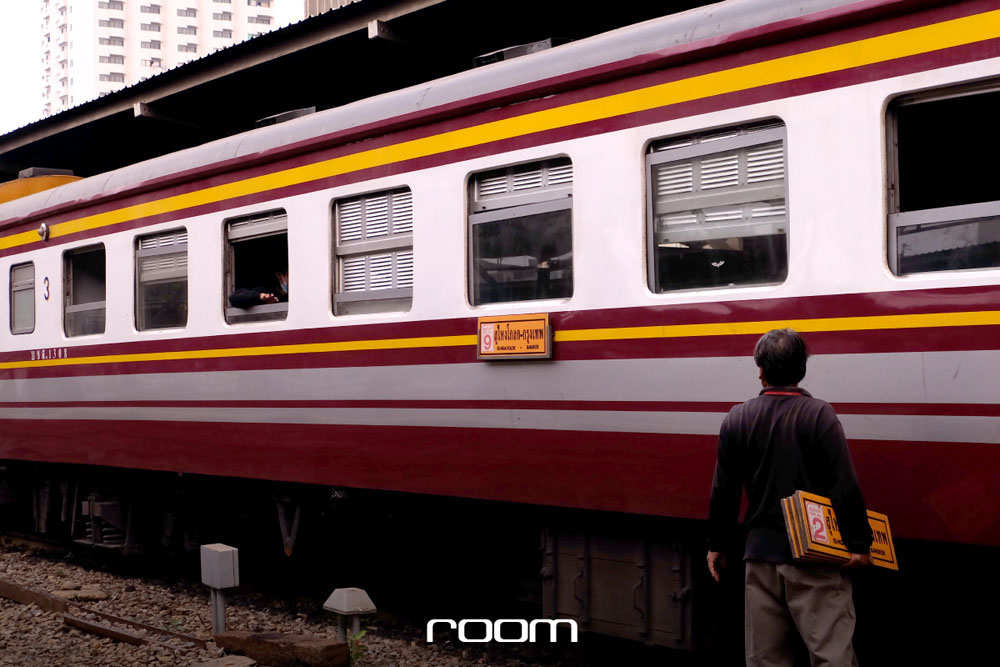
[781,490,898,571]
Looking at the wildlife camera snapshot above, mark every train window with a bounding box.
[135,228,188,331]
[64,245,106,337]
[332,188,413,316]
[888,88,1000,274]
[224,210,288,324]
[10,262,35,335]
[646,121,787,292]
[468,158,573,305]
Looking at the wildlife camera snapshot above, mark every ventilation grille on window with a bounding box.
[338,190,412,243]
[474,159,573,204]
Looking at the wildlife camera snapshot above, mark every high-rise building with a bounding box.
[304,0,362,17]
[40,0,304,117]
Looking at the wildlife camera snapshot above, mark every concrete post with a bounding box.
[201,544,240,637]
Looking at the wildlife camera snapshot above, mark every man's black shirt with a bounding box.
[708,386,873,562]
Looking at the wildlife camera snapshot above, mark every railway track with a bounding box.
[0,576,207,655]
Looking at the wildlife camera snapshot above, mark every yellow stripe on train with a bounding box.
[2,9,1000,251]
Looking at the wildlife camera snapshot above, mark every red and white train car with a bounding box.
[1,0,999,650]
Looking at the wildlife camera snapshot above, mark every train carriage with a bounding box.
[1,0,999,654]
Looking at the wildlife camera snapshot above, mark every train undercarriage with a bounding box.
[3,460,997,664]
[0,461,713,654]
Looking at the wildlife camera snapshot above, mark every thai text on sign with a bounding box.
[478,313,551,360]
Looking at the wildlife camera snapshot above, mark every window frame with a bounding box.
[63,244,107,338]
[10,261,35,335]
[331,187,414,316]
[886,82,1000,276]
[644,121,789,293]
[467,156,574,306]
[135,227,188,332]
[224,209,288,325]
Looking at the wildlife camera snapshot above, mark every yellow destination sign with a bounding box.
[782,490,899,571]
[478,313,551,360]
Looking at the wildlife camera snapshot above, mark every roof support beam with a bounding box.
[133,103,202,129]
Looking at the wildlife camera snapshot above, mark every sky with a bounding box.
[0,0,42,135]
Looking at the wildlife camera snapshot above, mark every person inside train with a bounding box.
[229,266,288,308]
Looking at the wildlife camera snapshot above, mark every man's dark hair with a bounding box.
[754,328,808,386]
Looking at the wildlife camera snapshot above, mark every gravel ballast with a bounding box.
[0,542,629,667]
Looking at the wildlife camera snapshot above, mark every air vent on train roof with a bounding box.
[255,107,317,128]
[474,37,570,67]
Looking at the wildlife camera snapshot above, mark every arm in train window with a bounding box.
[224,210,288,324]
[229,268,288,308]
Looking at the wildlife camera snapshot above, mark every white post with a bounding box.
[201,544,240,636]
[210,588,227,635]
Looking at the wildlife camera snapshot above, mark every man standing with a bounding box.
[707,328,872,667]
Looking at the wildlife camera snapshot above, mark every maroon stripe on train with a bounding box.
[1,418,997,546]
[3,399,1000,417]
[1,7,997,250]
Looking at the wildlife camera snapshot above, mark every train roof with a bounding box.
[0,0,877,228]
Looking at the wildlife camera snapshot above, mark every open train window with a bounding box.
[468,157,573,305]
[224,210,288,324]
[888,85,1000,275]
[64,245,106,337]
[10,262,34,335]
[332,188,413,316]
[646,121,788,292]
[136,228,188,331]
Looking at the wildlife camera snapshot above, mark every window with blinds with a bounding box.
[887,86,1000,275]
[469,157,573,305]
[225,209,288,324]
[333,188,413,316]
[10,262,34,335]
[136,228,188,331]
[64,245,106,337]
[646,121,788,292]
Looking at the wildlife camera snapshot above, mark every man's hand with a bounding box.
[707,551,726,583]
[841,553,873,569]
[259,292,279,304]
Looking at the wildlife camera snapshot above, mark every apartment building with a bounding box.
[41,0,303,117]
[304,0,363,16]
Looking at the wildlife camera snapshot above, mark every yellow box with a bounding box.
[783,491,899,571]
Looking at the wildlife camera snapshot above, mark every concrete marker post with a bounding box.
[200,544,240,636]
